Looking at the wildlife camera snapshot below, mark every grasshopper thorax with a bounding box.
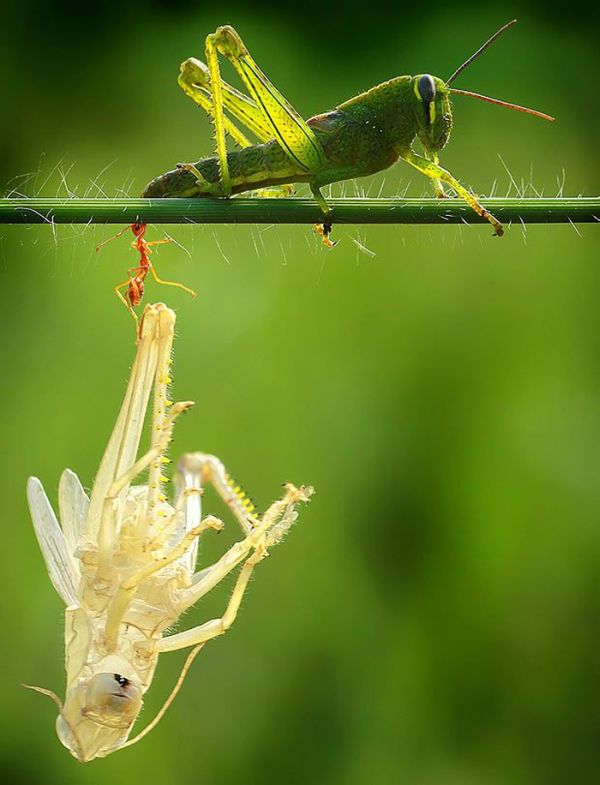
[411,74,453,154]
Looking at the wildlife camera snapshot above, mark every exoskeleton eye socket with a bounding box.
[417,74,437,104]
[84,673,142,723]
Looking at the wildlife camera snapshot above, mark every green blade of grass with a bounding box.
[0,197,597,225]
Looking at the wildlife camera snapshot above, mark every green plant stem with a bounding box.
[0,197,597,225]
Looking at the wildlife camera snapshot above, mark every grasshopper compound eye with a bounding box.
[417,74,436,103]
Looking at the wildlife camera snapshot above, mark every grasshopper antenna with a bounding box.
[447,19,517,85]
[447,19,555,122]
[23,683,63,711]
[120,644,205,750]
[23,684,86,761]
[449,89,554,121]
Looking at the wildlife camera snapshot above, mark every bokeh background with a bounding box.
[1,1,598,783]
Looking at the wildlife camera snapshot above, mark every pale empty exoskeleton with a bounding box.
[26,303,312,761]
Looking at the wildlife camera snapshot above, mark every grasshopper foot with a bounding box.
[314,221,337,248]
[176,162,215,193]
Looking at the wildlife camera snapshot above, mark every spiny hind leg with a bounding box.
[176,452,258,536]
[401,150,503,235]
[178,57,273,146]
[204,26,326,196]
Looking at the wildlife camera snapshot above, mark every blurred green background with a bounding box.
[1,1,599,783]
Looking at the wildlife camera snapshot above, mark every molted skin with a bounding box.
[27,303,313,761]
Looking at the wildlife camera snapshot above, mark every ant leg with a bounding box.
[148,263,197,299]
[143,238,173,249]
[114,279,138,322]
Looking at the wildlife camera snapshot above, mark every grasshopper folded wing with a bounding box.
[27,477,80,608]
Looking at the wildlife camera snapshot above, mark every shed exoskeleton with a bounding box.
[26,303,313,761]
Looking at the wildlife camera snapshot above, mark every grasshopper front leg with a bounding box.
[424,152,447,199]
[401,150,503,235]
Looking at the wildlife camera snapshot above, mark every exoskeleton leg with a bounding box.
[104,504,224,650]
[401,150,503,235]
[86,305,176,545]
[153,483,313,652]
[176,452,257,536]
[97,400,194,570]
[156,542,268,652]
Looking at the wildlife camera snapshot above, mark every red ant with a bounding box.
[96,223,196,322]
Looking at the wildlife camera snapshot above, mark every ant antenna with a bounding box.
[447,19,517,85]
[95,225,132,253]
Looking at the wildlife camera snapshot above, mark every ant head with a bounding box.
[96,222,148,253]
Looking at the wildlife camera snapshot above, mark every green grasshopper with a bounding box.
[142,19,554,241]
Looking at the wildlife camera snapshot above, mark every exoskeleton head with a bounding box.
[57,671,143,761]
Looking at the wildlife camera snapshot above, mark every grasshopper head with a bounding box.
[57,669,143,761]
[411,74,453,153]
